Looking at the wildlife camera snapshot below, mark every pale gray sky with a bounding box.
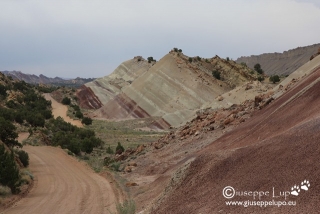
[0,0,319,78]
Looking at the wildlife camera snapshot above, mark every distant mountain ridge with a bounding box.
[1,70,95,87]
[236,43,320,76]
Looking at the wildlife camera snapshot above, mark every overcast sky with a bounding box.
[0,0,319,78]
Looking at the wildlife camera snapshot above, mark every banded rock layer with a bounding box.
[78,52,260,128]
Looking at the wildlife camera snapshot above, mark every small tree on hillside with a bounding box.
[212,70,221,80]
[67,139,81,155]
[269,75,280,83]
[26,113,45,127]
[254,63,264,74]
[75,111,83,119]
[81,117,92,125]
[116,142,125,154]
[147,57,155,63]
[0,117,20,148]
[62,97,71,105]
[17,150,29,167]
[257,76,265,82]
[0,144,21,194]
[81,138,94,154]
[0,85,8,97]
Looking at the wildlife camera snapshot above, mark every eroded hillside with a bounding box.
[151,55,320,213]
[78,50,262,127]
[77,56,151,109]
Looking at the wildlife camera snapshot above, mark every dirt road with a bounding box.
[2,95,119,213]
[44,93,83,127]
[3,146,117,214]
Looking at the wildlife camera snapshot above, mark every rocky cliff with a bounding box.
[236,43,320,76]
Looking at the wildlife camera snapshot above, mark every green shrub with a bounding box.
[110,162,121,171]
[254,63,264,74]
[116,200,136,214]
[6,100,18,109]
[106,145,114,154]
[71,104,80,111]
[67,139,81,155]
[147,57,155,63]
[188,57,193,63]
[116,142,125,154]
[48,116,101,156]
[226,57,230,61]
[173,47,178,52]
[75,111,83,119]
[0,185,11,196]
[178,49,182,52]
[212,70,221,80]
[0,144,21,194]
[61,97,71,105]
[17,150,29,167]
[81,138,94,154]
[81,155,89,160]
[22,170,34,180]
[197,56,201,61]
[0,85,8,97]
[81,117,92,125]
[269,75,280,83]
[26,113,45,127]
[0,117,20,147]
[257,76,265,82]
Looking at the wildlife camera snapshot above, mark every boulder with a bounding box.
[124,166,132,173]
[135,144,145,154]
[126,182,138,187]
[128,161,137,167]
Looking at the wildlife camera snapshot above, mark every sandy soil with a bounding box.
[3,146,118,214]
[17,132,29,144]
[44,93,83,127]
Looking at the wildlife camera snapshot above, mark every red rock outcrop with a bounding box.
[152,66,320,214]
[76,85,103,109]
[93,93,150,119]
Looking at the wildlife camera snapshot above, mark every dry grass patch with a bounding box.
[0,185,11,197]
